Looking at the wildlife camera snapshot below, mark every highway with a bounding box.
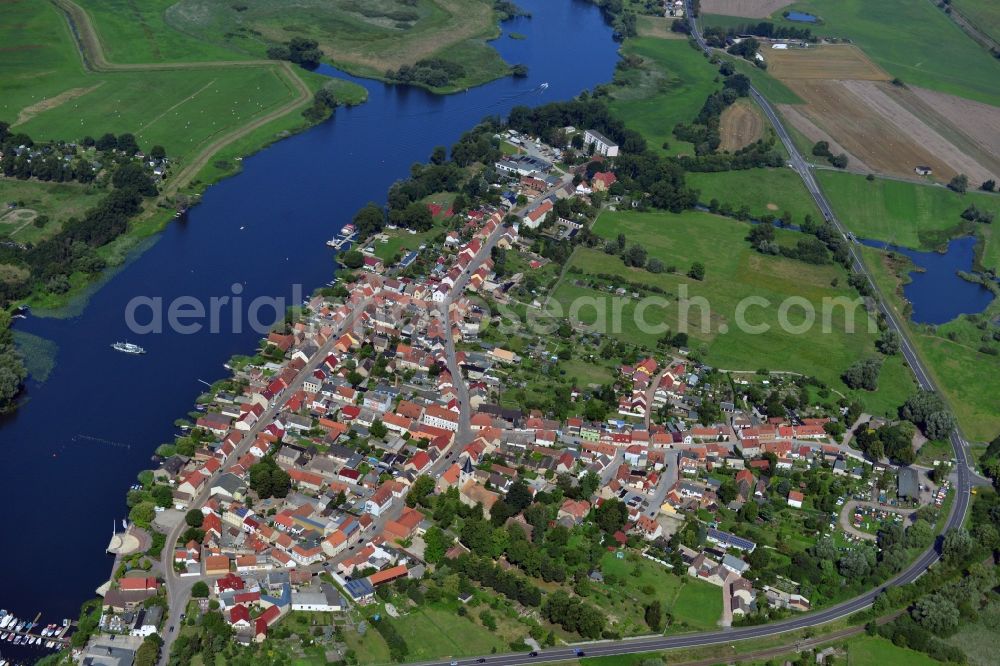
[393,7,976,665]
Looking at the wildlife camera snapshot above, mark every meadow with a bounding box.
[861,246,1000,442]
[686,168,822,222]
[550,210,914,411]
[775,0,1000,106]
[163,0,510,91]
[607,37,721,156]
[0,179,103,245]
[818,171,1000,271]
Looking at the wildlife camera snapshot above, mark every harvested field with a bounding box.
[784,79,989,182]
[719,98,764,151]
[909,86,1000,167]
[14,83,105,126]
[700,0,793,19]
[777,103,871,172]
[764,45,888,81]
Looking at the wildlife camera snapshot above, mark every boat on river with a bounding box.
[111,341,146,355]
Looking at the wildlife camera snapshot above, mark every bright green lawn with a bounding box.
[687,168,822,223]
[781,0,1000,105]
[670,579,723,631]
[554,210,905,407]
[845,635,940,666]
[818,171,1000,271]
[608,37,720,156]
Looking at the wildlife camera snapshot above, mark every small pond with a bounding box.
[785,11,818,23]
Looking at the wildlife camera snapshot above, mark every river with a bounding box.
[0,0,619,651]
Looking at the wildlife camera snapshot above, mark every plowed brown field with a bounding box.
[719,99,764,151]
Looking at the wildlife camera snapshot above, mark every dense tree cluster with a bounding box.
[702,21,815,49]
[960,203,994,224]
[842,357,882,391]
[247,457,291,499]
[541,590,606,638]
[0,312,26,413]
[266,37,322,69]
[900,390,956,440]
[449,554,542,607]
[386,58,466,89]
[854,421,916,464]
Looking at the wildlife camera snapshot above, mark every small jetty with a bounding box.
[326,223,357,250]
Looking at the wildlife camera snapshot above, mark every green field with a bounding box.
[843,635,940,666]
[861,245,1000,442]
[687,168,822,223]
[552,210,912,411]
[607,37,720,156]
[163,0,510,92]
[777,0,1000,105]
[75,0,246,63]
[951,0,1000,44]
[0,179,103,245]
[818,171,1000,271]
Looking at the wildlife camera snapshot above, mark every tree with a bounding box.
[947,173,968,193]
[406,475,435,507]
[644,600,664,631]
[134,634,163,666]
[842,358,882,391]
[353,202,386,235]
[647,257,665,273]
[150,145,166,160]
[112,162,157,196]
[185,509,204,528]
[191,581,210,598]
[941,527,972,564]
[430,145,447,165]
[370,418,388,439]
[594,498,627,534]
[829,153,849,169]
[423,526,451,564]
[876,329,900,355]
[340,249,364,269]
[911,593,959,636]
[623,244,648,268]
[981,179,996,192]
[900,390,954,439]
[117,133,139,155]
[129,501,156,527]
[811,141,831,157]
[688,261,706,281]
[96,132,117,151]
[248,458,291,499]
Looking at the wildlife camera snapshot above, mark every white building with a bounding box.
[583,129,619,157]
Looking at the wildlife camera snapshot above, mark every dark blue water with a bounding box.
[785,11,818,23]
[0,0,618,642]
[859,236,995,324]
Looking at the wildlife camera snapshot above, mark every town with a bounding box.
[71,126,957,666]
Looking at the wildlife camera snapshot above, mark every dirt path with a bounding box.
[51,0,313,195]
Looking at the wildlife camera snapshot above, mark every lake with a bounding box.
[859,235,995,324]
[785,11,818,23]
[0,0,619,653]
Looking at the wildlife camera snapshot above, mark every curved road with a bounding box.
[397,7,975,665]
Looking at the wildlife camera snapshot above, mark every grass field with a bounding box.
[843,635,940,666]
[718,98,764,151]
[607,37,720,156]
[818,171,1000,271]
[776,0,1000,106]
[553,210,913,411]
[861,245,1000,442]
[0,179,103,245]
[686,168,822,222]
[163,0,509,92]
[952,0,1000,44]
[75,0,246,63]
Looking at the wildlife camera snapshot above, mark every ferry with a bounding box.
[111,341,146,355]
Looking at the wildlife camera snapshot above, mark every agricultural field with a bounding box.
[818,171,1000,271]
[951,0,1000,44]
[607,37,720,157]
[861,245,1000,442]
[761,46,999,184]
[776,0,1000,106]
[700,0,794,19]
[635,15,686,40]
[164,0,510,90]
[550,210,914,411]
[718,98,764,151]
[686,168,822,222]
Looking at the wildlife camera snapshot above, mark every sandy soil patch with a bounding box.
[700,0,793,19]
[766,203,779,211]
[719,99,764,151]
[909,86,1000,166]
[14,82,105,126]
[778,103,871,172]
[765,45,889,81]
